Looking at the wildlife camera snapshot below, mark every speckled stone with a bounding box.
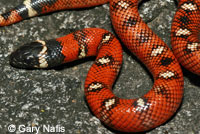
[0,0,199,134]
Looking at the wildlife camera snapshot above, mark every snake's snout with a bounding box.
[10,41,45,69]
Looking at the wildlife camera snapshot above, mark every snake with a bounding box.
[0,0,199,132]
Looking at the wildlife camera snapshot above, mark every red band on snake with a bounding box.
[171,0,200,75]
[1,0,199,132]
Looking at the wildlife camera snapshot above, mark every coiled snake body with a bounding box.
[0,0,199,132]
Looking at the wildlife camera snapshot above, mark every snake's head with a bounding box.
[10,40,65,69]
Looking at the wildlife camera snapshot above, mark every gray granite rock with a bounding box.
[0,0,199,134]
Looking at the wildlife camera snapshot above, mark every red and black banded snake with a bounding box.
[0,0,199,132]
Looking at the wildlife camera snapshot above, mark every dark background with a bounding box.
[0,0,199,133]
